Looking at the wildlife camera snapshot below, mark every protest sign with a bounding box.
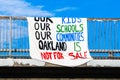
[27,17,92,67]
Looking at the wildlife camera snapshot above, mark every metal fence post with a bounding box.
[109,51,114,59]
[9,16,12,58]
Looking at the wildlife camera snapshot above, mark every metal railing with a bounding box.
[0,16,120,59]
[0,16,29,58]
[88,18,120,59]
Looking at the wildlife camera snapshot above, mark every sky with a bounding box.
[0,0,120,17]
[0,0,120,58]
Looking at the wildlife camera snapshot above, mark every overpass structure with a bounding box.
[0,16,120,67]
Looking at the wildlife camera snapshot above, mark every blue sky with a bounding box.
[0,0,120,17]
[0,0,120,57]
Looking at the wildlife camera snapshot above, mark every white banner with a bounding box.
[27,17,93,67]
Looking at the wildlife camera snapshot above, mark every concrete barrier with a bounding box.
[0,58,120,67]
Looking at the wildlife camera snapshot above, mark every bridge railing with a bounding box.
[0,16,120,59]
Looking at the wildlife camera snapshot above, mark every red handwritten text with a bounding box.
[41,52,64,60]
[68,51,87,60]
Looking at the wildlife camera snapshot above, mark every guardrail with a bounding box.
[0,16,120,59]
